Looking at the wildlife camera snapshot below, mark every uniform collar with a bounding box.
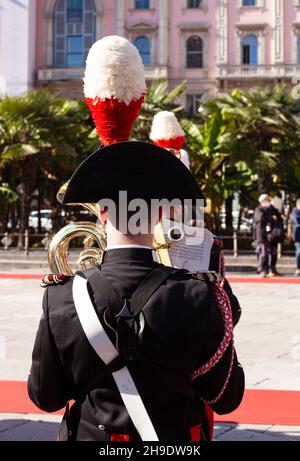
[105,244,152,251]
[100,245,155,265]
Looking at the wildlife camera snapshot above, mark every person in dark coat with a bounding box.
[28,36,244,442]
[254,194,284,277]
[292,198,300,276]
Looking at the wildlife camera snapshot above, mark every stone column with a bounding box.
[115,0,126,37]
[274,0,284,63]
[217,0,228,65]
[28,0,36,87]
[258,29,266,65]
[235,29,242,65]
[45,12,53,67]
[292,26,299,65]
[158,0,169,66]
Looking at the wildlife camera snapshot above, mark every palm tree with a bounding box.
[0,182,19,232]
[182,113,253,232]
[180,85,300,232]
[0,90,91,247]
[204,85,300,194]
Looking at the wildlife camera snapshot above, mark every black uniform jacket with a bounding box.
[28,248,244,441]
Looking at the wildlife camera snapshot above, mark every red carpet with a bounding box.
[1,273,300,284]
[0,381,64,416]
[214,389,300,426]
[0,274,41,280]
[0,382,300,426]
[227,276,300,284]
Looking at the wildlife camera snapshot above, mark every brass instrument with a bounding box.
[48,183,107,275]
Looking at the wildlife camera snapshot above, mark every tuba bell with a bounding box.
[48,182,107,275]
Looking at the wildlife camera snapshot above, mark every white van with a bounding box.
[29,210,53,232]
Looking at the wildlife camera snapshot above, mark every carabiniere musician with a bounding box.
[27,36,245,442]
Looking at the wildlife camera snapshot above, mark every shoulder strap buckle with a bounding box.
[84,265,181,362]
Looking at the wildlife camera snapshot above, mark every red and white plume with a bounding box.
[84,36,146,146]
[150,111,190,169]
[150,111,186,151]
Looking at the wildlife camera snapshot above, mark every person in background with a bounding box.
[271,195,284,214]
[254,194,284,278]
[292,198,300,277]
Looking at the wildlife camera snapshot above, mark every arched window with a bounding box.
[134,36,151,65]
[54,0,95,68]
[135,0,150,9]
[186,36,203,68]
[242,34,258,65]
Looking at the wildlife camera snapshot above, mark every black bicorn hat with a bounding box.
[61,141,206,206]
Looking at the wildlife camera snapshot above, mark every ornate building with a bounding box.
[2,1,300,112]
[0,0,36,96]
[35,0,222,109]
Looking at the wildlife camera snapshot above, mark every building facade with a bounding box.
[2,1,300,112]
[220,0,300,92]
[0,0,36,96]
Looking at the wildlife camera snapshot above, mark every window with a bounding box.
[242,0,256,6]
[297,37,300,64]
[54,0,95,68]
[241,34,258,64]
[186,36,203,68]
[67,0,83,22]
[135,0,150,9]
[134,36,151,65]
[186,94,203,114]
[187,0,202,7]
[67,36,83,67]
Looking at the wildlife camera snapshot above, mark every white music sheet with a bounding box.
[159,218,214,272]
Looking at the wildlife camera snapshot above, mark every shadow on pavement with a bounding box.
[0,419,60,441]
[214,423,300,441]
[1,419,300,441]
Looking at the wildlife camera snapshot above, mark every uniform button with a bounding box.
[98,425,106,431]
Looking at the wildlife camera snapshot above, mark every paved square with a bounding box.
[0,276,299,440]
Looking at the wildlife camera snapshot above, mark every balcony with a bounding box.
[37,65,168,82]
[218,64,300,80]
[38,68,84,81]
[144,65,168,79]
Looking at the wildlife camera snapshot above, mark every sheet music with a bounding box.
[160,218,214,272]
